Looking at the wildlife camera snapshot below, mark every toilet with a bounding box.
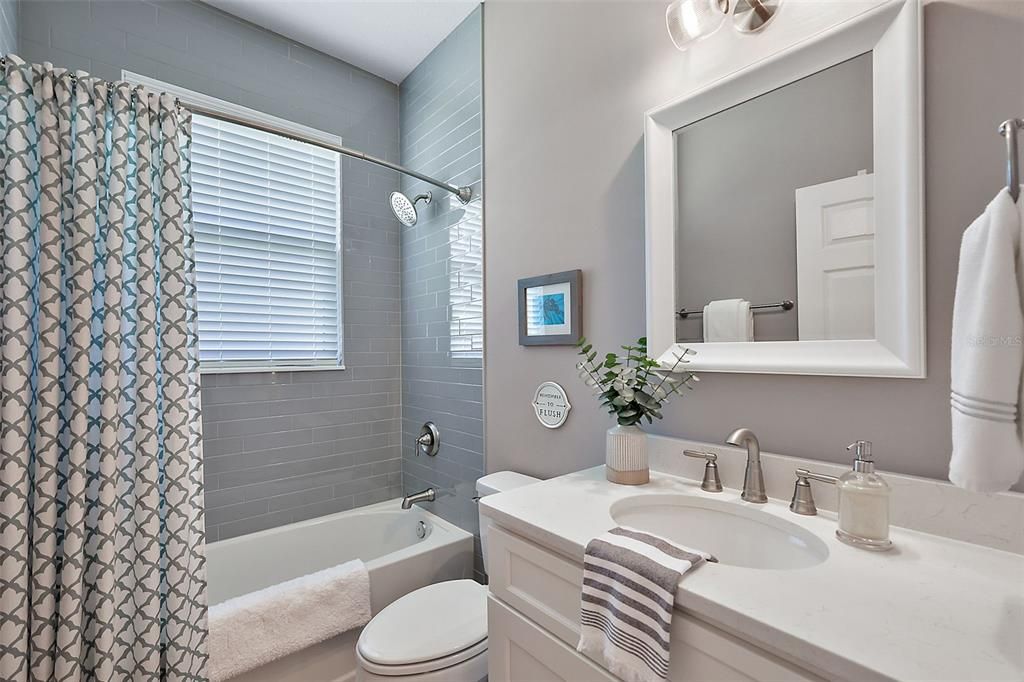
[356,472,539,681]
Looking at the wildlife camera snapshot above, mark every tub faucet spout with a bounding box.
[401,488,435,510]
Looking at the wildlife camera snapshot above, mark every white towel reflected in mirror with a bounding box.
[702,299,754,342]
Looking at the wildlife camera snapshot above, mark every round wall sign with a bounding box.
[532,381,571,429]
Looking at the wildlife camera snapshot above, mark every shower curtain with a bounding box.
[0,56,208,680]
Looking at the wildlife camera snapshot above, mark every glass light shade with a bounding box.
[665,0,728,52]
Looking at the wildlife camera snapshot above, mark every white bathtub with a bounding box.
[205,498,474,682]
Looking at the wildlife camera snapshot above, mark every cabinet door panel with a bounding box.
[488,525,584,646]
[669,613,823,682]
[488,596,615,682]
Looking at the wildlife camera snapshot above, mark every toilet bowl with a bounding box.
[355,472,539,682]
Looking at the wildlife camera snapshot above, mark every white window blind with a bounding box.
[191,114,343,369]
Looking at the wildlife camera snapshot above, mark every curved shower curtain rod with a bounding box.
[0,56,473,204]
[186,102,473,205]
[0,56,473,205]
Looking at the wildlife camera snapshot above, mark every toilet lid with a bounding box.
[357,580,488,667]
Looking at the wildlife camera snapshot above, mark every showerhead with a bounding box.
[389,191,432,227]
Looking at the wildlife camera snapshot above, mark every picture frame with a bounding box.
[517,270,582,346]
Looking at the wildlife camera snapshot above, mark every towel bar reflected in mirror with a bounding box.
[676,299,794,319]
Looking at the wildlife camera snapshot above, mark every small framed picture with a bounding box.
[517,270,582,346]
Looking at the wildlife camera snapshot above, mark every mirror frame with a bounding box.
[645,0,924,378]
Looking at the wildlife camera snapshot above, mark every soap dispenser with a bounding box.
[836,440,892,551]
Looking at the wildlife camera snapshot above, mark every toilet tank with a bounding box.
[477,471,539,572]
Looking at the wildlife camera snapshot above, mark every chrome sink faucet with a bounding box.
[401,488,435,510]
[726,428,767,503]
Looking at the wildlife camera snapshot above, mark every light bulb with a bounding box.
[666,0,728,52]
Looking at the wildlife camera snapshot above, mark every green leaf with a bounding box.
[634,390,659,409]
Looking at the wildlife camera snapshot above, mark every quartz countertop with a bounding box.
[480,467,1024,682]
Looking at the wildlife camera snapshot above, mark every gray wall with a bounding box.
[0,0,15,55]
[676,53,873,343]
[399,8,485,579]
[22,0,404,540]
[484,0,1024,490]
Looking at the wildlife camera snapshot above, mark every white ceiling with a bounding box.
[202,1,480,84]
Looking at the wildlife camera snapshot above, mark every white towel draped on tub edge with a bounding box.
[208,559,372,682]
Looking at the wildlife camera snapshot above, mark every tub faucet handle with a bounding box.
[415,422,440,457]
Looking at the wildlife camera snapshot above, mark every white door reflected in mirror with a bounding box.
[795,171,875,341]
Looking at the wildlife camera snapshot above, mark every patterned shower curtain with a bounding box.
[0,56,208,680]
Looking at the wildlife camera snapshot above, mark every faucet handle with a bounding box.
[683,450,723,493]
[789,468,839,516]
[415,422,440,457]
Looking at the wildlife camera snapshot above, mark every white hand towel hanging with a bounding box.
[949,188,1024,492]
[702,298,753,342]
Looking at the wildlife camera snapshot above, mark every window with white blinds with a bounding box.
[191,114,343,369]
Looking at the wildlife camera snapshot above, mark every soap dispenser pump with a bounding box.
[836,440,893,551]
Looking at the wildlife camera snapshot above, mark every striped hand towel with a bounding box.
[577,527,712,682]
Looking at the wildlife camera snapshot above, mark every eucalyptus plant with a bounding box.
[575,336,698,427]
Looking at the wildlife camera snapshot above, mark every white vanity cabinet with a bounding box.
[486,524,824,682]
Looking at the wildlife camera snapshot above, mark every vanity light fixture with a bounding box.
[732,0,783,34]
[665,0,729,51]
[666,0,783,51]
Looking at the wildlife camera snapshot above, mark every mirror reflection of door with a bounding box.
[795,172,875,340]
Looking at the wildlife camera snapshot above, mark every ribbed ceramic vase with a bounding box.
[605,424,649,485]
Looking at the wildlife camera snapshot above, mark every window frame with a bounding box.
[124,71,345,374]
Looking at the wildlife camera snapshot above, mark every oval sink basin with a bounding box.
[610,494,829,570]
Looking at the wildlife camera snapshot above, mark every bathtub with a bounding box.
[205,498,474,682]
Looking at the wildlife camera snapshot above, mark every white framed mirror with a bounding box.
[645,0,924,378]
